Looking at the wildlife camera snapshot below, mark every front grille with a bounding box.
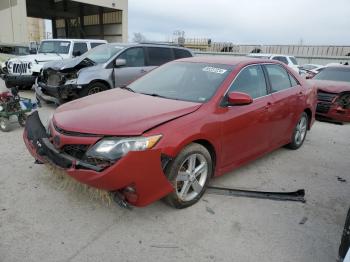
[62,144,112,170]
[317,91,337,102]
[12,63,29,74]
[316,103,331,113]
[62,144,89,159]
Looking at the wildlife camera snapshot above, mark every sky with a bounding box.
[128,0,350,45]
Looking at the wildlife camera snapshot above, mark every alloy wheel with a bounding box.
[176,153,208,202]
[88,86,102,95]
[295,115,307,146]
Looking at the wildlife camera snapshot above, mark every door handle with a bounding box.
[140,69,147,73]
[298,91,304,96]
[264,102,272,110]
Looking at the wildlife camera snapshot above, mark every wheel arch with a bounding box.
[88,79,112,90]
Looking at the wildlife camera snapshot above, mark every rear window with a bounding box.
[272,56,289,65]
[174,49,192,59]
[91,42,104,49]
[147,47,173,66]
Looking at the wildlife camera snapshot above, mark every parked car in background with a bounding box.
[248,53,300,73]
[4,39,107,89]
[35,43,193,104]
[24,57,316,208]
[299,64,324,78]
[309,66,350,123]
[0,42,36,76]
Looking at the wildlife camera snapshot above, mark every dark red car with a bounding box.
[23,57,316,208]
[311,66,350,123]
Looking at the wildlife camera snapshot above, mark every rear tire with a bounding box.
[287,112,308,150]
[79,82,108,98]
[0,117,11,132]
[163,143,212,209]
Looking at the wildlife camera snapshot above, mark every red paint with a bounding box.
[24,57,316,207]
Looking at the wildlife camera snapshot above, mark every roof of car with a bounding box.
[106,42,191,50]
[177,56,273,66]
[248,53,296,58]
[42,39,107,42]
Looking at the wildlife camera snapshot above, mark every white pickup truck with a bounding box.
[4,39,107,89]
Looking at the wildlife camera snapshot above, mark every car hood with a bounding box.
[9,53,67,63]
[309,80,350,93]
[43,56,97,72]
[53,89,202,136]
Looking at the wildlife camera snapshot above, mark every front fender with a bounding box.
[77,68,114,88]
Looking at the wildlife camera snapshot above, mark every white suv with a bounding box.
[248,53,300,73]
[5,39,107,89]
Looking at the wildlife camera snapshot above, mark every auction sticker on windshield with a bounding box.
[202,66,227,74]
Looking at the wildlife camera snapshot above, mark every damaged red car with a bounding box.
[311,66,350,123]
[23,57,316,208]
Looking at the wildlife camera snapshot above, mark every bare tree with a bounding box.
[132,32,147,43]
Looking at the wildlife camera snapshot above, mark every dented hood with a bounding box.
[53,89,201,136]
[309,80,350,93]
[43,56,96,72]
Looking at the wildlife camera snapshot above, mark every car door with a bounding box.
[114,47,148,87]
[263,64,304,147]
[220,64,273,168]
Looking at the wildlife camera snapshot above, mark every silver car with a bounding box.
[35,43,193,104]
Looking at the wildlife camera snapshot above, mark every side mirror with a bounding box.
[227,92,253,106]
[72,50,81,57]
[115,58,126,67]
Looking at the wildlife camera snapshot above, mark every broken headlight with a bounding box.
[337,93,350,109]
[86,135,162,161]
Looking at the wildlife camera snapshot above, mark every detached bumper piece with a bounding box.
[5,74,36,87]
[25,111,102,172]
[36,80,80,104]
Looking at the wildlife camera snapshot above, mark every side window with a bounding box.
[174,49,192,59]
[228,65,267,99]
[289,74,299,87]
[118,47,145,67]
[265,64,292,92]
[90,42,104,49]
[147,47,173,66]
[73,42,88,56]
[272,56,289,65]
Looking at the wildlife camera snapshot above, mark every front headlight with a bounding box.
[7,61,13,69]
[86,135,162,161]
[28,62,33,69]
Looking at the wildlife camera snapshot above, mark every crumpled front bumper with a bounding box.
[23,111,174,207]
[316,103,350,123]
[36,79,80,104]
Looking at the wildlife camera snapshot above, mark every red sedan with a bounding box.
[23,57,316,208]
[310,66,350,123]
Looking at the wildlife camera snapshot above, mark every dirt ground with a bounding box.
[0,81,349,262]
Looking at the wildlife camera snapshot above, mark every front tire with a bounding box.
[287,112,308,150]
[163,143,212,209]
[79,82,108,98]
[0,117,11,132]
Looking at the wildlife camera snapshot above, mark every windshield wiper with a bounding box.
[120,85,135,92]
[140,93,171,99]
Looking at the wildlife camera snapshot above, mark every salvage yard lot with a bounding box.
[0,82,349,262]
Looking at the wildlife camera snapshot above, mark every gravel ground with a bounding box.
[0,81,349,262]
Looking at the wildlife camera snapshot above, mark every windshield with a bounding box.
[314,67,350,82]
[128,62,233,103]
[82,44,124,63]
[38,41,71,54]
